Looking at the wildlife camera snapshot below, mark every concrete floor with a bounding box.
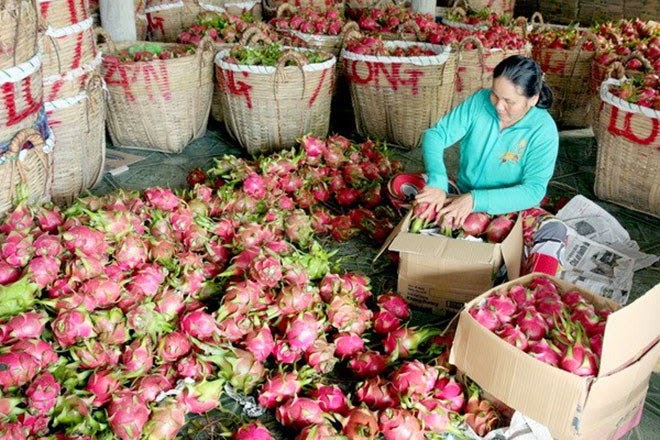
[94,110,659,438]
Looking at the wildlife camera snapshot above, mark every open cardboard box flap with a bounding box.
[599,283,660,377]
[374,210,523,277]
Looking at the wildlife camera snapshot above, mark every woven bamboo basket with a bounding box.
[0,126,54,216]
[591,53,652,140]
[0,0,39,69]
[594,78,660,218]
[345,0,409,15]
[42,52,102,102]
[38,0,90,29]
[263,0,343,18]
[0,53,43,145]
[101,34,215,152]
[45,74,106,205]
[274,3,359,56]
[136,0,148,39]
[529,27,600,128]
[461,0,515,14]
[342,41,456,149]
[452,36,530,109]
[43,16,98,77]
[198,0,262,20]
[146,0,202,42]
[215,47,336,156]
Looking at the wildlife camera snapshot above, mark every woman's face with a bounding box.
[490,76,539,127]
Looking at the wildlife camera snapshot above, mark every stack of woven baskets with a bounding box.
[0,0,54,216]
[39,0,106,205]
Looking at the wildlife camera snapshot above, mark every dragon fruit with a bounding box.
[51,309,96,347]
[379,408,424,440]
[1,311,47,341]
[272,339,304,364]
[526,338,562,367]
[25,372,60,415]
[9,339,58,369]
[304,338,338,374]
[135,374,175,403]
[233,421,274,440]
[484,214,515,243]
[373,309,402,334]
[432,374,465,412]
[121,338,154,376]
[71,340,121,369]
[560,342,598,376]
[341,407,379,440]
[242,326,275,363]
[356,376,399,410]
[86,369,121,406]
[517,307,549,341]
[0,276,39,317]
[157,331,192,363]
[377,293,410,320]
[258,368,316,409]
[484,293,516,324]
[383,326,442,359]
[309,384,349,415]
[390,360,439,398]
[108,390,150,440]
[348,350,389,378]
[276,397,326,430]
[141,398,187,440]
[285,312,323,352]
[27,256,60,287]
[144,187,181,211]
[179,309,219,341]
[496,324,529,351]
[61,226,108,257]
[461,212,491,236]
[178,378,225,414]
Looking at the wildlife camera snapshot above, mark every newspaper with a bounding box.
[446,411,553,440]
[555,195,659,305]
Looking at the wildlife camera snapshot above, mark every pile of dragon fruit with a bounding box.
[344,36,438,57]
[408,203,517,244]
[469,276,612,377]
[0,135,510,438]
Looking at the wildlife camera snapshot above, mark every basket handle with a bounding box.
[605,61,626,80]
[621,50,653,72]
[529,11,544,26]
[240,26,273,46]
[342,29,364,45]
[449,6,467,20]
[574,30,601,52]
[455,35,486,85]
[83,73,106,188]
[452,0,471,10]
[95,27,117,53]
[274,50,308,149]
[275,2,296,18]
[399,19,423,41]
[7,128,45,156]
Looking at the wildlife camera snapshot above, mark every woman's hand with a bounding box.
[415,187,447,219]
[437,193,474,229]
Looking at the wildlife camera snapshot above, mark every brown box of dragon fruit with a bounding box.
[375,210,524,314]
[449,273,660,440]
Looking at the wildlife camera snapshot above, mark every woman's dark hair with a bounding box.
[493,55,554,109]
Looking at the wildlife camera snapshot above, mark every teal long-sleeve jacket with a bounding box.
[421,88,559,215]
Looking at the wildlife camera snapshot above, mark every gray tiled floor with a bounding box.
[94,114,659,438]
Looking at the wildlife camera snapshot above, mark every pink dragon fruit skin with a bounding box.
[275,397,326,431]
[304,339,338,375]
[516,307,549,341]
[356,376,399,410]
[285,312,323,352]
[0,352,41,390]
[527,338,563,367]
[377,293,410,320]
[2,311,48,341]
[86,369,121,407]
[17,412,49,436]
[390,360,439,397]
[121,338,154,376]
[141,398,187,440]
[469,307,500,331]
[433,375,466,412]
[233,421,275,440]
[179,309,219,341]
[25,372,60,415]
[272,340,304,364]
[461,212,491,236]
[383,327,442,359]
[10,339,58,369]
[176,354,214,381]
[135,374,174,403]
[309,384,350,415]
[0,261,21,285]
[51,309,97,347]
[295,422,341,440]
[485,293,517,324]
[373,310,402,334]
[484,215,515,243]
[560,343,598,376]
[157,331,192,363]
[496,324,529,351]
[243,326,275,363]
[178,379,224,414]
[27,256,60,287]
[107,390,150,440]
[333,332,365,359]
[379,408,425,440]
[341,407,379,440]
[144,187,181,211]
[348,350,389,379]
[258,371,304,409]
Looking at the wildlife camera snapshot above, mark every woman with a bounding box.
[415,55,567,275]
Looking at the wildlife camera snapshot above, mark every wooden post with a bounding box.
[99,0,137,42]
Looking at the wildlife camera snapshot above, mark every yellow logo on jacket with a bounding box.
[501,139,527,164]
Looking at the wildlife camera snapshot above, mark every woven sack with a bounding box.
[342,41,456,149]
[0,0,39,69]
[594,78,660,218]
[146,0,202,42]
[101,35,215,152]
[0,53,43,145]
[452,36,530,109]
[198,0,262,20]
[0,126,54,216]
[43,16,98,77]
[215,48,336,156]
[530,28,600,128]
[45,74,105,205]
[38,0,90,29]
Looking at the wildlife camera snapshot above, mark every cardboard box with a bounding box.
[375,211,523,313]
[449,273,660,440]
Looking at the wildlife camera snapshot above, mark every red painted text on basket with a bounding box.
[40,0,89,25]
[103,62,173,102]
[147,14,166,37]
[217,69,253,108]
[344,60,424,96]
[606,105,659,147]
[1,79,41,128]
[307,68,331,108]
[532,49,570,75]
